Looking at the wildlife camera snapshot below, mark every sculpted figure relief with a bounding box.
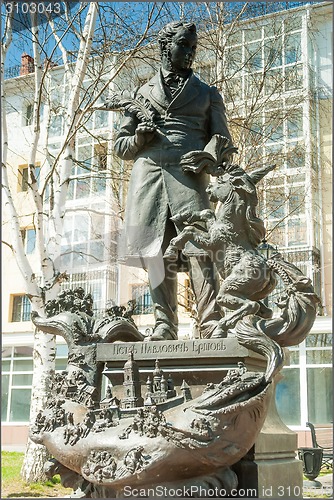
[114,21,233,341]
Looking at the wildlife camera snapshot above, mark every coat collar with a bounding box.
[147,69,201,111]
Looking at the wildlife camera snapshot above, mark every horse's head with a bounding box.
[206,163,276,204]
[206,174,233,203]
[206,167,256,205]
[207,164,275,247]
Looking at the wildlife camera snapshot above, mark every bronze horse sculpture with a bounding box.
[165,137,319,343]
[164,161,278,333]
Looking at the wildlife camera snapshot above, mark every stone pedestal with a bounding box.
[233,380,303,499]
[96,338,302,498]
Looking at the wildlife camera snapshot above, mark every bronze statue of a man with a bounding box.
[115,21,233,341]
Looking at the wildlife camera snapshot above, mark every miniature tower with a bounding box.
[106,384,113,399]
[167,374,174,391]
[160,374,167,393]
[122,352,143,408]
[180,380,192,401]
[146,375,153,397]
[167,374,176,398]
[153,359,162,392]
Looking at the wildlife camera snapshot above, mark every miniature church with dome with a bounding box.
[121,353,183,409]
[144,359,176,405]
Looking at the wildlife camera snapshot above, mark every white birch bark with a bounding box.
[47,3,98,264]
[20,4,99,482]
[18,12,57,483]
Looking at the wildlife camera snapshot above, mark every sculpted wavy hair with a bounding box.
[158,21,197,57]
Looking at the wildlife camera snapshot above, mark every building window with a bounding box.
[11,295,31,322]
[60,210,111,270]
[24,103,33,126]
[276,367,301,426]
[49,114,63,137]
[224,16,303,105]
[2,344,68,423]
[305,333,332,424]
[183,278,195,313]
[67,140,109,201]
[261,168,308,248]
[276,333,332,427]
[60,269,117,316]
[21,228,36,254]
[132,285,153,315]
[92,143,107,193]
[307,367,332,423]
[94,110,108,129]
[2,346,33,423]
[18,166,40,192]
[287,218,307,246]
[19,167,29,192]
[266,187,286,219]
[284,33,301,65]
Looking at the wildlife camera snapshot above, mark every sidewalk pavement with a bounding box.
[2,444,27,452]
[303,472,333,498]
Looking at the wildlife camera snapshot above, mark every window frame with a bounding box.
[20,227,36,254]
[18,164,41,192]
[10,295,31,323]
[131,284,153,315]
[2,343,69,424]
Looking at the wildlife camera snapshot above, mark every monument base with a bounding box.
[95,338,303,498]
[233,381,303,499]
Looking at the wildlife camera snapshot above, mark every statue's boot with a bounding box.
[150,324,178,341]
[147,255,179,341]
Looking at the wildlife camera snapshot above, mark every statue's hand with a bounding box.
[134,123,157,148]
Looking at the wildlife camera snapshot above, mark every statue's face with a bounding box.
[168,28,197,71]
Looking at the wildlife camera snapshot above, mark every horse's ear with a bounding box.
[248,164,276,184]
[231,177,244,188]
[231,176,254,194]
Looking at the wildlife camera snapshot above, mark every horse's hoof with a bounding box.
[170,212,190,223]
[163,246,178,260]
[212,322,229,337]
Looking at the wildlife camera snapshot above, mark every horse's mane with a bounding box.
[223,167,266,248]
[246,206,266,247]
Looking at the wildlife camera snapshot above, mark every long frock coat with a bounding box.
[114,70,232,266]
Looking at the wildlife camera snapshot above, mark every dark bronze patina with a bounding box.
[114,22,233,341]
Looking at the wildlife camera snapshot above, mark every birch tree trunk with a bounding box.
[17,3,99,483]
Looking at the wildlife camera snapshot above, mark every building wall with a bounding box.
[319,98,332,315]
[2,246,34,334]
[311,2,332,315]
[1,425,29,451]
[3,77,49,334]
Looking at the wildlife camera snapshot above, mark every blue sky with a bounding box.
[2,2,184,70]
[2,1,315,73]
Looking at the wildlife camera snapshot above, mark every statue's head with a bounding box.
[158,21,197,73]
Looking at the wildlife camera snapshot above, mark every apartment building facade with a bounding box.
[2,1,332,449]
